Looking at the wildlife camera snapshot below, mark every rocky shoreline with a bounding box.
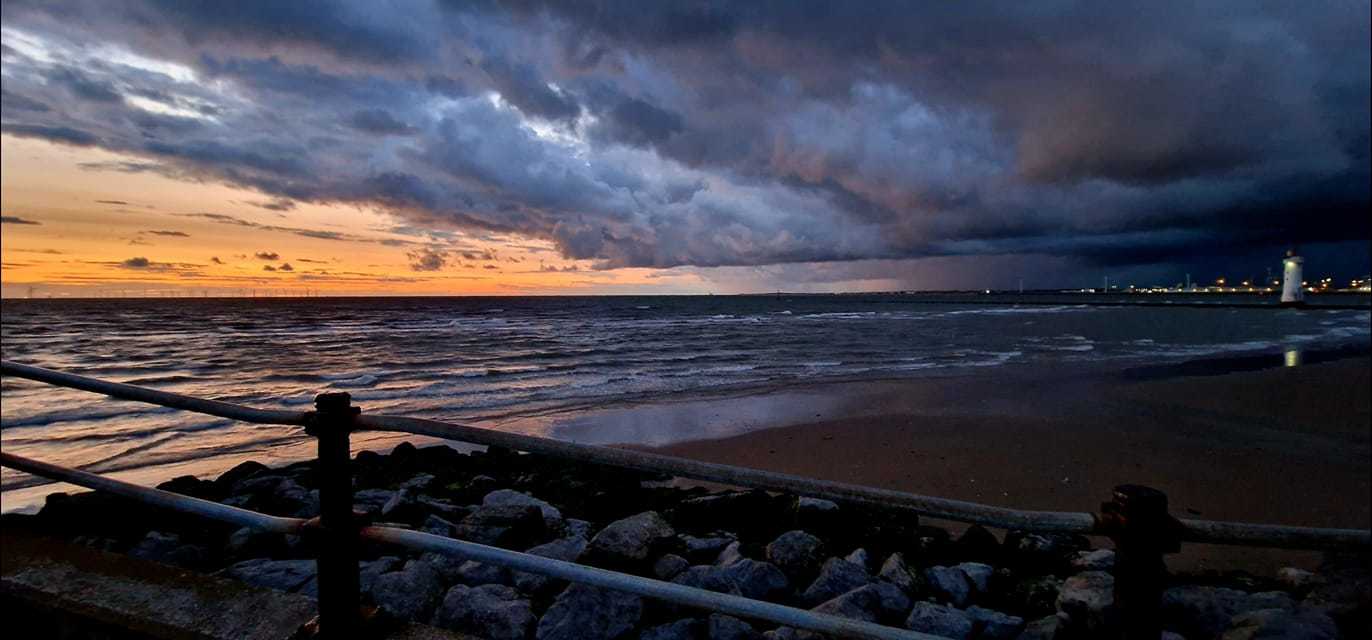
[7,442,1367,639]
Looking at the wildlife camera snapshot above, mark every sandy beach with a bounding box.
[637,357,1371,575]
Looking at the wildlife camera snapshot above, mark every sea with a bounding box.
[2,293,1369,509]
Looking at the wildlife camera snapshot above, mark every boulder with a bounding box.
[589,511,676,568]
[370,560,445,621]
[1014,615,1064,640]
[128,531,207,569]
[794,497,842,536]
[1003,532,1089,575]
[718,558,790,601]
[422,514,458,537]
[844,548,871,572]
[1220,607,1340,640]
[454,560,512,587]
[801,557,871,606]
[924,565,974,608]
[681,534,737,564]
[225,526,285,560]
[965,605,1025,639]
[812,582,911,625]
[352,488,397,516]
[512,535,589,595]
[707,614,760,640]
[766,531,826,583]
[484,489,564,530]
[431,584,536,640]
[1056,571,1115,635]
[1007,575,1063,619]
[877,552,919,596]
[955,525,1002,564]
[1161,586,1295,639]
[536,583,643,640]
[956,562,994,595]
[1069,549,1115,573]
[715,541,745,567]
[455,503,546,548]
[1276,567,1317,593]
[672,565,743,596]
[642,618,700,640]
[219,558,316,593]
[654,554,691,581]
[905,601,974,639]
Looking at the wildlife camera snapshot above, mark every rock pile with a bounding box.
[15,442,1367,639]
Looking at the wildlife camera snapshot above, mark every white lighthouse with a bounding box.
[1280,248,1305,306]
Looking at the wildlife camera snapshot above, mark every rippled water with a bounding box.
[2,294,1368,502]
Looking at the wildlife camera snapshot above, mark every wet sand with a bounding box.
[642,357,1371,575]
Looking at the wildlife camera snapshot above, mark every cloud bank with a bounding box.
[1,1,1367,282]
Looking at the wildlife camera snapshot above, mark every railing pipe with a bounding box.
[0,451,303,534]
[360,526,939,640]
[0,360,308,425]
[357,413,1098,534]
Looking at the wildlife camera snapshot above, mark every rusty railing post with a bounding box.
[308,391,362,637]
[1101,484,1182,640]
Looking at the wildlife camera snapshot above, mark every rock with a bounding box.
[844,548,871,572]
[877,552,919,595]
[422,514,457,537]
[655,554,690,581]
[672,565,743,596]
[766,531,826,583]
[225,526,283,560]
[456,503,546,548]
[924,565,974,607]
[1276,567,1317,592]
[1162,586,1295,639]
[719,558,790,601]
[352,488,397,516]
[219,558,316,593]
[1007,575,1063,619]
[401,472,437,491]
[213,460,269,493]
[966,605,1025,639]
[589,511,676,568]
[707,614,760,640]
[956,525,1002,564]
[431,584,536,640]
[455,560,512,587]
[225,475,318,518]
[1220,607,1340,640]
[537,583,643,640]
[370,560,445,621]
[801,557,871,606]
[358,556,404,595]
[1303,554,1371,628]
[796,497,838,513]
[1056,571,1115,635]
[1014,615,1063,640]
[484,489,564,529]
[812,582,911,625]
[1069,549,1115,573]
[564,518,594,539]
[512,535,589,595]
[956,562,994,595]
[715,541,745,566]
[681,534,737,564]
[641,618,700,640]
[1003,532,1089,575]
[905,601,974,639]
[763,628,801,640]
[128,531,207,569]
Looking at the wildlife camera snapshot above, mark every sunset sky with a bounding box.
[2,1,1369,297]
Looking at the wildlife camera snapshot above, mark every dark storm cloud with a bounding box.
[143,229,189,237]
[254,251,280,261]
[1,216,42,225]
[1,0,1367,280]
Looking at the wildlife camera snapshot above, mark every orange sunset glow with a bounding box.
[2,135,713,297]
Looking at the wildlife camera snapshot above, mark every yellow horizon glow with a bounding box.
[1,135,708,297]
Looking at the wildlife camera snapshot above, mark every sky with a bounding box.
[1,1,1369,297]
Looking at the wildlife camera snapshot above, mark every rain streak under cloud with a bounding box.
[1,1,1369,291]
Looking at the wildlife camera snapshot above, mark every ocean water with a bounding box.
[2,294,1369,503]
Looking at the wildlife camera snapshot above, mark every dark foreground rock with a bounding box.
[23,441,1370,640]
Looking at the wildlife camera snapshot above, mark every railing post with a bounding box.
[1101,484,1182,640]
[308,392,362,638]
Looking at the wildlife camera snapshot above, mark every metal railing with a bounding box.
[1,360,1368,640]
